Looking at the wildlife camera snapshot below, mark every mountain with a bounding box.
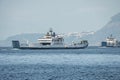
[0,13,120,47]
[0,33,45,47]
[82,13,120,46]
[0,32,93,47]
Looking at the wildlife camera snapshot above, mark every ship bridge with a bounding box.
[38,29,64,45]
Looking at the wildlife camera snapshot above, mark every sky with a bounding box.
[0,0,120,40]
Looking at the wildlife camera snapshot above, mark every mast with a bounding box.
[49,28,53,36]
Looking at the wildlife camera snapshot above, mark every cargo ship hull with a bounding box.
[19,46,87,50]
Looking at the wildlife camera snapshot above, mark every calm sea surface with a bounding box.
[0,47,120,80]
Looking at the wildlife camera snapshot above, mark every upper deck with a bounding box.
[38,29,64,45]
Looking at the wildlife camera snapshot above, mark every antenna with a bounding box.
[110,34,112,38]
[49,28,53,32]
[49,28,53,36]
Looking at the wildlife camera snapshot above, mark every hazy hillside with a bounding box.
[6,33,44,42]
[0,32,92,47]
[0,13,120,47]
[0,33,44,47]
[82,13,120,46]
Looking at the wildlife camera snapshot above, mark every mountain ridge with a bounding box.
[0,13,120,47]
[82,13,120,46]
[0,32,93,47]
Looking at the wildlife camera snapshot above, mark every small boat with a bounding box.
[101,34,120,47]
[12,29,88,49]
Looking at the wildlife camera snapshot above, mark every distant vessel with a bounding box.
[12,29,88,49]
[101,35,120,47]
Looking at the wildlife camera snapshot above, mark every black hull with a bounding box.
[18,46,87,50]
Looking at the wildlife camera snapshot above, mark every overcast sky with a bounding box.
[0,0,120,40]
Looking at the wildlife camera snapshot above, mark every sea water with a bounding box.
[0,47,120,80]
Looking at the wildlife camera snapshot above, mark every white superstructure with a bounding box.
[101,35,120,47]
[38,28,64,46]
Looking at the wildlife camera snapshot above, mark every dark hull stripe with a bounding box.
[19,46,87,50]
